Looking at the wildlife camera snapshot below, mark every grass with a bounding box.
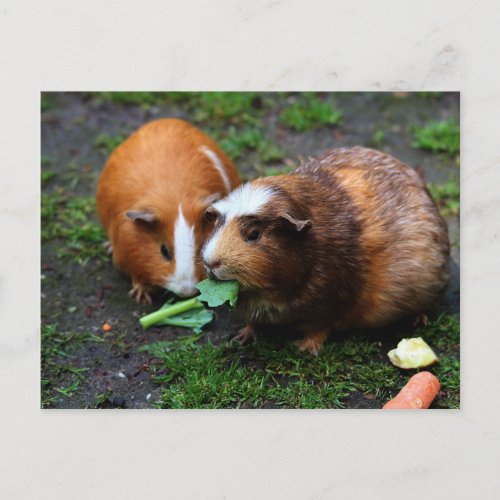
[416,92,443,99]
[41,169,56,185]
[86,391,114,409]
[417,313,460,349]
[280,93,342,131]
[94,91,267,127]
[41,323,105,408]
[194,92,265,126]
[433,356,460,408]
[261,165,294,177]
[93,94,284,165]
[427,179,460,216]
[94,91,193,108]
[217,126,284,163]
[414,313,460,408]
[41,94,54,112]
[94,132,128,154]
[138,313,459,409]
[371,129,386,147]
[413,119,460,155]
[41,189,107,264]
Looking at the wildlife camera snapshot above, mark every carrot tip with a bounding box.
[383,371,440,409]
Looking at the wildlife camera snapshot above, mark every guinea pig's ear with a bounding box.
[278,212,312,233]
[126,210,156,223]
[200,192,221,209]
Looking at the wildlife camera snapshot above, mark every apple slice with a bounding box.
[388,337,439,369]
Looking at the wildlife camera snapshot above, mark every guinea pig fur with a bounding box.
[202,146,450,355]
[96,118,241,303]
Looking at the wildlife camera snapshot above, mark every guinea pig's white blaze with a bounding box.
[202,183,275,269]
[201,225,224,271]
[166,204,197,297]
[200,145,232,193]
[214,183,275,221]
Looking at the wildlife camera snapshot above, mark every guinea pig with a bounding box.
[202,146,450,355]
[96,118,241,303]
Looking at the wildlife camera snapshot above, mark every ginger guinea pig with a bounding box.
[96,118,241,303]
[202,147,450,355]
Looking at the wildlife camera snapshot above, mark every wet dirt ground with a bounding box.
[41,92,459,409]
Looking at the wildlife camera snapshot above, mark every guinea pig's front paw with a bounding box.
[103,240,113,255]
[233,325,257,346]
[128,281,152,304]
[293,329,329,356]
[412,313,429,328]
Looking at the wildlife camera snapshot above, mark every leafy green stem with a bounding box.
[140,298,203,329]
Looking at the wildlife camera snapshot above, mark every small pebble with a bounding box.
[117,371,126,379]
[111,396,125,408]
[146,393,151,400]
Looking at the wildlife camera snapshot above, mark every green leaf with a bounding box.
[196,278,239,308]
[156,307,214,334]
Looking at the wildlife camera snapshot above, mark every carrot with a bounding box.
[102,323,112,332]
[383,371,440,409]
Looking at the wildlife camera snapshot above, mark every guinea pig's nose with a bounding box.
[210,259,222,270]
[176,285,198,298]
[205,259,222,271]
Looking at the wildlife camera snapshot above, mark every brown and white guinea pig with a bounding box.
[202,146,450,355]
[96,118,241,303]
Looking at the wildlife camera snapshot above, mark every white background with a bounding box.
[1,0,499,498]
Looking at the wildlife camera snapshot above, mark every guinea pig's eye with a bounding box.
[160,244,171,261]
[204,208,218,223]
[245,229,261,242]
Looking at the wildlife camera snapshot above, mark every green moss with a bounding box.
[280,93,342,131]
[413,119,460,155]
[427,180,460,216]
